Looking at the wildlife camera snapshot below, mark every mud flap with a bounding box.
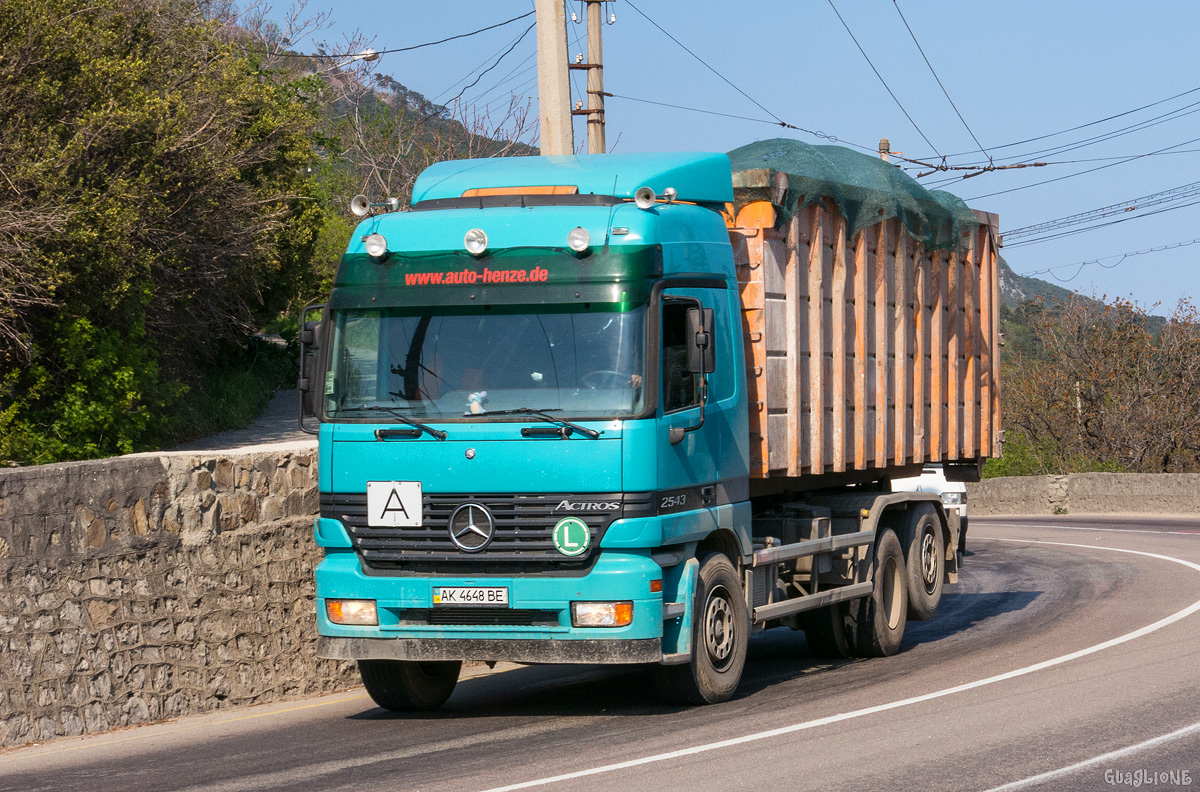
[660,556,698,664]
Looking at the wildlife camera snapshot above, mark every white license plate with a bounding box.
[433,587,510,607]
[366,481,422,527]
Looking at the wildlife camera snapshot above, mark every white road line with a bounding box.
[979,719,1200,791]
[480,538,1200,792]
[982,522,1200,536]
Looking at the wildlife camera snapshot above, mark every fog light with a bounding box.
[326,599,378,625]
[464,228,489,256]
[571,601,633,627]
[567,226,590,252]
[362,233,388,259]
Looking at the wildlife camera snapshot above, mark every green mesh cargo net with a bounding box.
[728,138,979,253]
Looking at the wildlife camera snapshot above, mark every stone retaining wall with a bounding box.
[0,442,356,748]
[968,473,1200,515]
[3,446,1197,748]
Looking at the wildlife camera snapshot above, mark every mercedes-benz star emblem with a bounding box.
[447,503,495,553]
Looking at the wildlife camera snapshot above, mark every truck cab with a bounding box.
[304,153,754,707]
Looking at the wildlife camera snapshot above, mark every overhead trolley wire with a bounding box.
[965,134,1200,201]
[622,0,791,128]
[892,0,991,162]
[826,0,942,157]
[912,83,1200,162]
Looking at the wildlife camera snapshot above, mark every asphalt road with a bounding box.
[3,515,1199,792]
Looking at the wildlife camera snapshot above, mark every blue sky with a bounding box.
[272,1,1200,310]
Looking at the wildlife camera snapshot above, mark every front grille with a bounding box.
[397,608,560,627]
[322,491,653,573]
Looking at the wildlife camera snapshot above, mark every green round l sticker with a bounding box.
[552,518,590,556]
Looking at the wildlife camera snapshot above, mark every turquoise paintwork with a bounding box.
[317,153,757,663]
[317,548,664,641]
[411,152,734,205]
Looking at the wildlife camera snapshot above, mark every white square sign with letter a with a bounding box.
[366,481,423,527]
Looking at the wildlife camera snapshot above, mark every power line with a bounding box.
[965,134,1200,201]
[1015,237,1200,281]
[622,0,789,126]
[275,11,535,59]
[607,93,878,152]
[892,0,990,162]
[914,83,1200,162]
[1004,195,1200,248]
[435,23,537,111]
[1004,180,1200,240]
[826,0,941,157]
[949,99,1200,170]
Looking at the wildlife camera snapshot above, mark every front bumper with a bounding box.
[316,546,665,649]
[319,636,662,664]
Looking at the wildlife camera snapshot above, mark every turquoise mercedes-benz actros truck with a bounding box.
[300,144,1001,710]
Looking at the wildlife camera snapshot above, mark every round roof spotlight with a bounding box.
[464,228,489,256]
[567,226,591,253]
[634,186,656,210]
[350,194,370,218]
[662,187,678,203]
[363,233,388,259]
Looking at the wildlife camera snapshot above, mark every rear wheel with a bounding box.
[800,604,852,658]
[902,504,944,621]
[655,553,748,705]
[358,659,461,711]
[846,528,907,657]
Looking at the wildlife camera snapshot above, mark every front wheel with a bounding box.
[655,553,748,705]
[358,659,462,711]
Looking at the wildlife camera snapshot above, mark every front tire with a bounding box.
[655,553,748,705]
[358,660,461,711]
[902,504,945,621]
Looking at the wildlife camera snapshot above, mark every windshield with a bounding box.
[326,305,646,420]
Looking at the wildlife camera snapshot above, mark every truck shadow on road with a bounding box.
[347,589,1041,720]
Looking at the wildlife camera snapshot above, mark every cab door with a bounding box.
[655,286,745,512]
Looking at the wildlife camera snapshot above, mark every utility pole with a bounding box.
[571,0,608,153]
[535,0,573,155]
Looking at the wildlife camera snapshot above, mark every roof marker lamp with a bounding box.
[567,226,591,254]
[464,228,489,257]
[362,233,388,260]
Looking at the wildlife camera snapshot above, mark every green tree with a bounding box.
[0,0,323,463]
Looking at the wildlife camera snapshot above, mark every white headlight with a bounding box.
[567,226,591,252]
[464,228,488,256]
[363,233,388,258]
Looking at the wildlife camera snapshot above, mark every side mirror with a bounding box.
[670,306,715,445]
[685,307,715,373]
[298,302,326,435]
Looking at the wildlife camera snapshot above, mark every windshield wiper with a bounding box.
[357,405,448,440]
[477,407,602,440]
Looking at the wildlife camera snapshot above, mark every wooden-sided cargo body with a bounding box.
[728,170,1001,483]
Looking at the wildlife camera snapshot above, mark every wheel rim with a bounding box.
[920,528,939,594]
[703,584,736,670]
[880,555,903,630]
